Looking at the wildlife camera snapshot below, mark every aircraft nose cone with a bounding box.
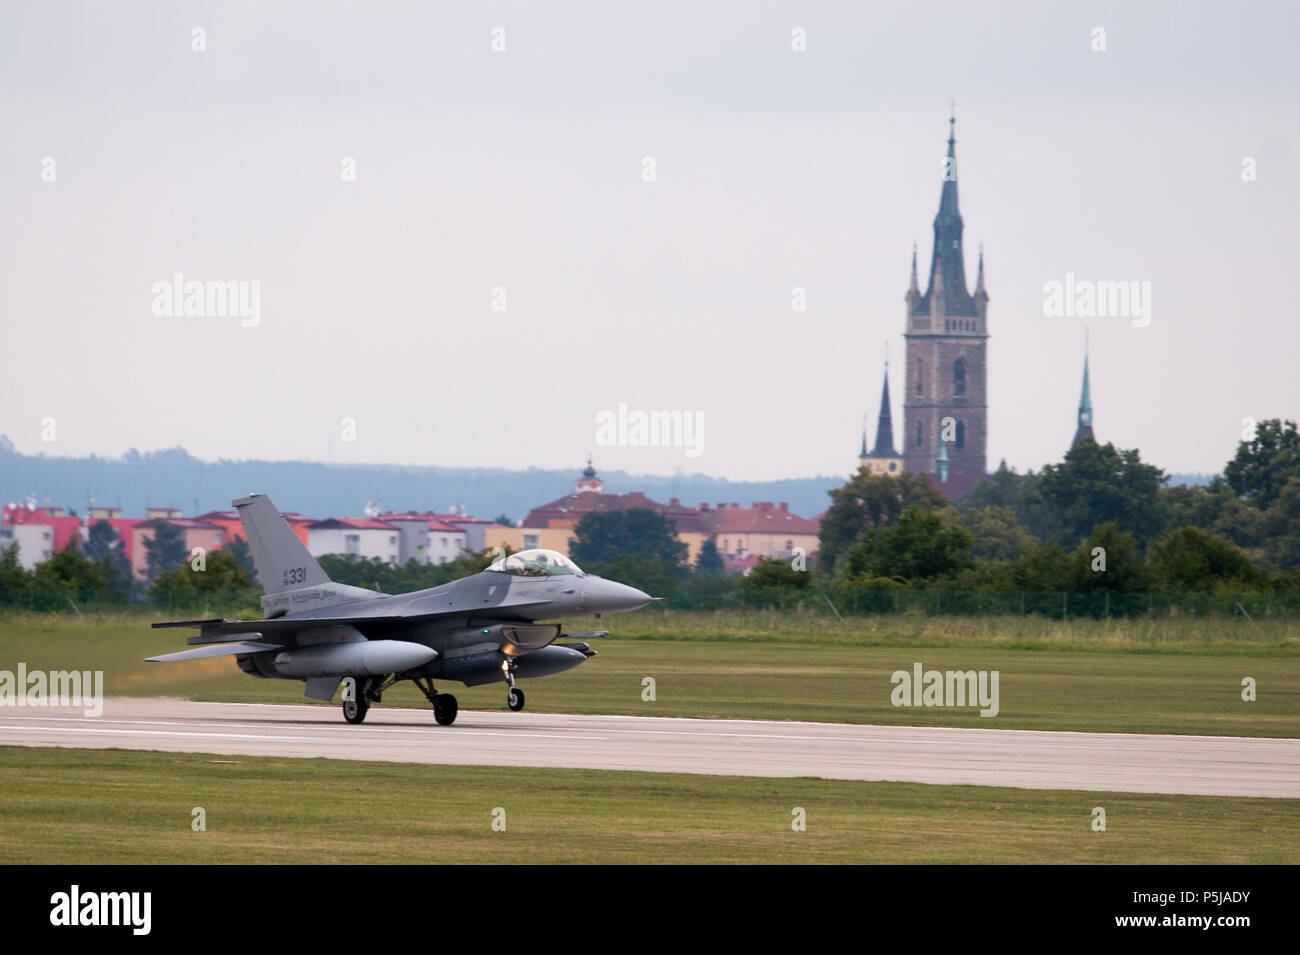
[582,578,653,614]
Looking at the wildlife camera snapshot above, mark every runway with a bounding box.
[0,697,1297,797]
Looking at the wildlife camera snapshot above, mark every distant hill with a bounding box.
[0,442,847,524]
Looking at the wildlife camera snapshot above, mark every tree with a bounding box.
[0,543,30,594]
[1068,523,1150,593]
[694,538,725,576]
[818,469,947,575]
[1148,526,1266,593]
[1037,440,1167,547]
[959,506,1035,562]
[453,544,513,578]
[592,552,683,599]
[225,534,256,576]
[143,521,188,581]
[569,509,688,567]
[152,549,255,593]
[739,556,811,590]
[492,514,516,528]
[841,506,974,584]
[31,545,109,594]
[1225,418,1300,509]
[1259,476,1300,570]
[318,553,398,591]
[84,519,132,594]
[960,465,1059,541]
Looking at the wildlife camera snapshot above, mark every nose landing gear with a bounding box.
[502,659,526,712]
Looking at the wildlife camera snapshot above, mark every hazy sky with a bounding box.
[2,1,1296,482]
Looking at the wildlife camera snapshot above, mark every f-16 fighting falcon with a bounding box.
[147,494,653,726]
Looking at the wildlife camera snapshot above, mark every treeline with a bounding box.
[556,420,1300,606]
[811,418,1300,597]
[5,419,1299,614]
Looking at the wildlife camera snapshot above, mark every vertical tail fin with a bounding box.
[233,494,329,593]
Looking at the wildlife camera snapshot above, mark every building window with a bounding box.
[523,533,539,549]
[953,358,966,396]
[915,358,923,395]
[956,420,966,449]
[889,462,897,472]
[915,420,923,448]
[345,534,360,555]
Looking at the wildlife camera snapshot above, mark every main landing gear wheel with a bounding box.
[342,678,369,724]
[414,677,456,727]
[434,693,459,726]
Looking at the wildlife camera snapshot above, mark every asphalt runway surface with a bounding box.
[1,697,1296,797]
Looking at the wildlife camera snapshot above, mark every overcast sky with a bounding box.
[2,1,1296,482]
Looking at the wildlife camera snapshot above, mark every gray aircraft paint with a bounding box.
[150,494,651,708]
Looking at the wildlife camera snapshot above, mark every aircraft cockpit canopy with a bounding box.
[487,549,584,577]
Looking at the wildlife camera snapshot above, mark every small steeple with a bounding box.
[576,456,604,493]
[974,244,987,299]
[909,243,919,293]
[1071,332,1095,448]
[870,361,897,457]
[860,414,869,459]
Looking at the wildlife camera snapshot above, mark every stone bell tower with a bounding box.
[902,112,989,499]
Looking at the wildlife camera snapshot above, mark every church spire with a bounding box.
[1072,332,1095,447]
[909,243,919,293]
[974,244,987,297]
[871,361,897,457]
[920,110,975,316]
[860,414,869,458]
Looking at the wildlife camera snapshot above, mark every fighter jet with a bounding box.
[147,494,652,726]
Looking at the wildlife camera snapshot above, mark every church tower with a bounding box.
[902,113,988,497]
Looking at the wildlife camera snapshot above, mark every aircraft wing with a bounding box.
[153,602,561,644]
[146,641,284,662]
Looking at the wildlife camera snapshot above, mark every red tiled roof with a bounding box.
[707,502,820,535]
[524,491,678,527]
[426,520,465,533]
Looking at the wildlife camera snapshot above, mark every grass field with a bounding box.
[2,609,1297,736]
[1,746,1295,864]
